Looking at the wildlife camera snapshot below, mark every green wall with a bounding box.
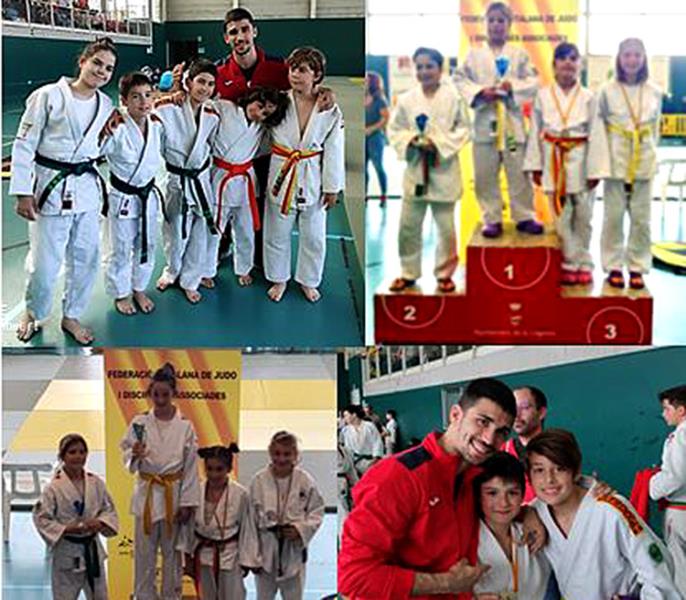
[165,18,363,76]
[2,23,166,100]
[359,347,685,508]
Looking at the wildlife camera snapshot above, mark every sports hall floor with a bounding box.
[2,76,365,349]
[365,147,686,344]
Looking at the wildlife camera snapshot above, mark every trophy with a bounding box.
[493,55,517,152]
[414,113,433,197]
[132,423,146,445]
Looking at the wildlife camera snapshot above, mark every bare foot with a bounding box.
[300,285,321,303]
[267,282,287,302]
[133,291,155,314]
[16,311,41,342]
[238,274,253,287]
[156,276,172,291]
[200,277,215,289]
[114,296,137,315]
[184,288,202,304]
[61,317,94,345]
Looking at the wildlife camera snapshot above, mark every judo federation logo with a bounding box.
[649,542,664,564]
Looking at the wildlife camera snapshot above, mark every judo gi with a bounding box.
[387,80,470,281]
[154,97,220,291]
[180,479,260,600]
[249,466,325,600]
[209,99,265,278]
[33,468,119,600]
[263,92,345,289]
[531,485,681,600]
[650,419,686,596]
[100,108,164,299]
[339,420,384,477]
[587,80,663,274]
[473,520,554,599]
[524,82,596,272]
[10,76,112,321]
[455,44,539,226]
[120,409,200,600]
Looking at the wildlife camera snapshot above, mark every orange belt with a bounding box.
[271,143,322,215]
[139,470,183,536]
[213,157,260,231]
[543,132,588,216]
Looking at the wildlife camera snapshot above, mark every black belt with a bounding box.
[110,173,163,264]
[35,153,108,215]
[267,525,307,577]
[165,159,217,238]
[353,454,374,463]
[64,533,100,592]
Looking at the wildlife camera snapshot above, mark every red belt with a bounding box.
[213,157,260,231]
[193,531,239,596]
[543,132,588,216]
[660,500,686,511]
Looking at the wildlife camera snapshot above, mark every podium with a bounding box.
[374,223,653,344]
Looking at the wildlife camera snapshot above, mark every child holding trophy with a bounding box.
[388,46,470,293]
[455,1,542,238]
[120,362,200,599]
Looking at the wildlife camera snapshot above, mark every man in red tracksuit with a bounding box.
[502,385,548,503]
[338,378,518,599]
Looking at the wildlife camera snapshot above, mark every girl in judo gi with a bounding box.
[209,87,289,288]
[249,431,325,600]
[263,47,345,304]
[33,433,119,600]
[11,37,118,345]
[455,1,542,238]
[387,46,470,294]
[100,71,164,316]
[182,444,260,600]
[155,58,221,303]
[587,38,662,290]
[120,362,200,600]
[527,429,682,600]
[472,452,557,600]
[524,42,597,286]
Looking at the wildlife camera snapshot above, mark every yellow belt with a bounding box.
[607,122,653,184]
[271,143,322,215]
[139,470,183,536]
[496,100,506,152]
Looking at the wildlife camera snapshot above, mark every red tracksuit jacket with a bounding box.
[338,432,481,600]
[215,47,290,101]
[502,437,537,503]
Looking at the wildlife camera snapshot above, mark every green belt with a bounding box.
[165,159,217,238]
[110,173,162,264]
[35,153,107,215]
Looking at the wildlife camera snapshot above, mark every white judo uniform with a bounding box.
[388,80,470,281]
[264,92,345,288]
[473,520,554,599]
[650,420,686,596]
[524,82,596,272]
[100,108,164,299]
[33,468,119,600]
[249,466,325,600]
[180,479,261,600]
[337,443,358,539]
[210,100,265,278]
[531,486,681,600]
[120,409,200,600]
[155,97,220,291]
[10,76,112,321]
[587,80,662,274]
[455,43,539,225]
[339,421,384,477]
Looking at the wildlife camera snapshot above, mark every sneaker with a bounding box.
[577,270,593,286]
[560,269,578,286]
[481,222,503,238]
[516,219,544,235]
[607,270,624,288]
[629,271,645,290]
